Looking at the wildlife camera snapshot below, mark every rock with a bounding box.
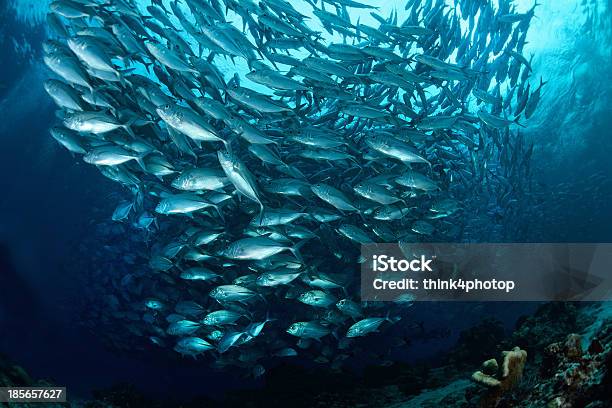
[563,334,582,360]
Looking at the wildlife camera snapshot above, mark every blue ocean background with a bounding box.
[0,0,611,401]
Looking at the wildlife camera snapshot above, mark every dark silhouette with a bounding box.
[0,243,42,335]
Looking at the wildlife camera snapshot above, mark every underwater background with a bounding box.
[0,0,611,406]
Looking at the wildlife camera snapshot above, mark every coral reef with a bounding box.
[515,326,611,407]
[470,346,528,407]
[396,303,610,408]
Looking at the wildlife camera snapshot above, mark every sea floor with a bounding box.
[1,302,610,407]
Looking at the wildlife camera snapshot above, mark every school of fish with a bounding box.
[44,0,543,373]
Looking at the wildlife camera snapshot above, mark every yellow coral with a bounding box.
[501,346,528,386]
[470,346,528,407]
[472,370,502,387]
[482,358,499,375]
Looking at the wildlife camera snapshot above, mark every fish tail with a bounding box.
[289,240,307,263]
[331,328,341,341]
[135,152,148,171]
[214,204,225,223]
[257,202,265,221]
[121,123,136,138]
[513,115,526,128]
[384,310,392,322]
[264,311,277,323]
[222,139,233,155]
[385,310,401,324]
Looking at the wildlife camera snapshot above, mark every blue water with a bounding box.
[0,0,611,402]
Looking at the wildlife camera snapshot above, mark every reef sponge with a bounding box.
[501,347,528,384]
[472,370,501,388]
[471,346,527,407]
